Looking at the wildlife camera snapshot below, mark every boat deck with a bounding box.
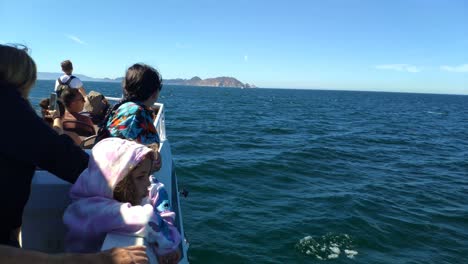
[21,100,189,263]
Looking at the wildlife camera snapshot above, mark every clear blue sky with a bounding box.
[1,0,467,94]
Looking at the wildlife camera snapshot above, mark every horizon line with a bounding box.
[34,78,467,96]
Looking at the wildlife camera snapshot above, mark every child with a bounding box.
[63,138,181,263]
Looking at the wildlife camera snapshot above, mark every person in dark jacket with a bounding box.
[0,44,148,264]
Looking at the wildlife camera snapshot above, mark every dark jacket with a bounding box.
[0,83,89,245]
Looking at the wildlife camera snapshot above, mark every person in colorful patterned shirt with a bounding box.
[104,63,162,145]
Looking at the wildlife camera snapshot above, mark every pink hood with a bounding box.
[64,138,154,253]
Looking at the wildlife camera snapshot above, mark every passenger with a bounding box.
[0,44,148,264]
[55,60,86,98]
[83,91,110,125]
[61,88,96,136]
[39,98,83,145]
[38,98,82,144]
[97,63,161,144]
[64,138,181,263]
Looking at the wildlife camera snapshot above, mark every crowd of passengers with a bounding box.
[38,59,162,148]
[0,44,181,264]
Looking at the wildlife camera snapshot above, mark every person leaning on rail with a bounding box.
[97,63,162,145]
[0,43,148,264]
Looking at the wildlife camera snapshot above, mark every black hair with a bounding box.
[60,88,82,107]
[122,63,162,101]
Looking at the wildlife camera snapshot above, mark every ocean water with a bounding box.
[30,81,468,263]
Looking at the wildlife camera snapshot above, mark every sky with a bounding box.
[1,0,467,94]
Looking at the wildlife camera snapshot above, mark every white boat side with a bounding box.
[21,99,189,263]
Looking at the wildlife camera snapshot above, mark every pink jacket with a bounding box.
[63,138,181,254]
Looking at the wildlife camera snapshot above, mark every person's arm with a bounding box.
[2,95,88,183]
[147,143,162,172]
[54,79,59,91]
[0,245,148,264]
[52,117,63,134]
[43,109,64,134]
[63,130,83,145]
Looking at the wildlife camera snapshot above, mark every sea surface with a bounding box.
[30,81,468,263]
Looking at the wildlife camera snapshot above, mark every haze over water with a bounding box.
[31,81,468,263]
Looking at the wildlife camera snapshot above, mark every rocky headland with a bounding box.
[165,76,256,88]
[38,72,256,88]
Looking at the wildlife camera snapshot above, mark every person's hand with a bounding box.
[147,143,162,172]
[152,150,162,172]
[44,109,61,119]
[150,106,160,114]
[149,105,160,120]
[100,245,148,264]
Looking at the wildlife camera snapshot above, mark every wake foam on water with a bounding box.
[295,233,358,260]
[426,111,445,115]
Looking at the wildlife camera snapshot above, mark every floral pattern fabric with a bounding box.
[106,101,160,144]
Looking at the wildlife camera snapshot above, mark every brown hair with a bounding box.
[0,44,37,97]
[61,60,73,74]
[113,152,156,206]
[113,173,139,206]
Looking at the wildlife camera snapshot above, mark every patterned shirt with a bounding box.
[106,101,160,144]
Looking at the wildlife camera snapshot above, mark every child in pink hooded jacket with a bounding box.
[63,138,181,263]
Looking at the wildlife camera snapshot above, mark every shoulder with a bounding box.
[78,113,94,126]
[58,74,69,82]
[70,76,83,88]
[117,102,145,114]
[63,111,74,120]
[55,75,64,89]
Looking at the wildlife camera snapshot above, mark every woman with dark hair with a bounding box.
[102,63,162,144]
[60,88,95,136]
[0,44,148,264]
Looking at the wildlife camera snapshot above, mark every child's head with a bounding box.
[110,141,159,206]
[72,138,159,205]
[113,155,153,206]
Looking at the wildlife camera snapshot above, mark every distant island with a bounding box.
[164,76,256,88]
[37,72,256,88]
